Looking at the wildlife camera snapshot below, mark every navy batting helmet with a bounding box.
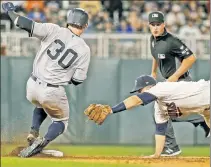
[130,75,157,93]
[67,8,88,27]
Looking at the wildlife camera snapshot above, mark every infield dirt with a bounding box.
[5,146,210,167]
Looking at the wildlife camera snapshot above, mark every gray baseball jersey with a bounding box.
[31,22,91,85]
[26,22,90,123]
[145,80,210,123]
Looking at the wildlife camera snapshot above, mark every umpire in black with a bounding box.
[148,11,210,156]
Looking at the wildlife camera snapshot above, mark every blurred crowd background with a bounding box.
[1,0,210,35]
[0,1,210,58]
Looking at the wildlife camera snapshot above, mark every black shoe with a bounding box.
[19,137,45,158]
[199,121,210,138]
[161,146,182,157]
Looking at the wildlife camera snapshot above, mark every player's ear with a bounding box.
[163,23,165,28]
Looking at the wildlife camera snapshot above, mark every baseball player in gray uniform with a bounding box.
[2,2,90,157]
[84,75,210,158]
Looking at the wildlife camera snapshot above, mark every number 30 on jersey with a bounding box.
[47,39,78,69]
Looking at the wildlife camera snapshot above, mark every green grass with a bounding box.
[2,144,210,157]
[1,157,147,167]
[1,144,210,167]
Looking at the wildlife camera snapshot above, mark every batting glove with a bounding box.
[2,2,16,13]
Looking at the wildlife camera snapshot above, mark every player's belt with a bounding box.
[31,74,59,88]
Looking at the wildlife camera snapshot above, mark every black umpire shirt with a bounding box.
[150,29,193,79]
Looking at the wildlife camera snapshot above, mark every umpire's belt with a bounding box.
[31,74,59,88]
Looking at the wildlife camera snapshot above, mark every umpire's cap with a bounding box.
[130,75,157,93]
[148,11,164,23]
[67,8,88,27]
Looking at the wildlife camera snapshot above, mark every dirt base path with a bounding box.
[5,147,210,167]
[60,156,210,167]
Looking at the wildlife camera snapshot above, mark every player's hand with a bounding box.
[84,104,112,125]
[143,154,160,158]
[167,75,179,82]
[2,2,16,13]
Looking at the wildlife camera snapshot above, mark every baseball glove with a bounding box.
[84,104,112,125]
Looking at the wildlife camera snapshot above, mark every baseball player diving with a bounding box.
[84,75,210,158]
[148,11,210,156]
[2,2,91,157]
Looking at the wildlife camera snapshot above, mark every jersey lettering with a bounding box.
[58,48,78,69]
[47,39,65,60]
[166,102,182,118]
[47,39,78,69]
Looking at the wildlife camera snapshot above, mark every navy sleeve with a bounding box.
[111,102,126,114]
[137,92,157,105]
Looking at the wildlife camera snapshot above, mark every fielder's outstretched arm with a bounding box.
[111,92,157,113]
[85,92,157,121]
[111,93,167,157]
[84,92,167,157]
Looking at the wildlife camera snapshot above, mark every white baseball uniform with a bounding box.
[26,22,90,121]
[145,80,210,126]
